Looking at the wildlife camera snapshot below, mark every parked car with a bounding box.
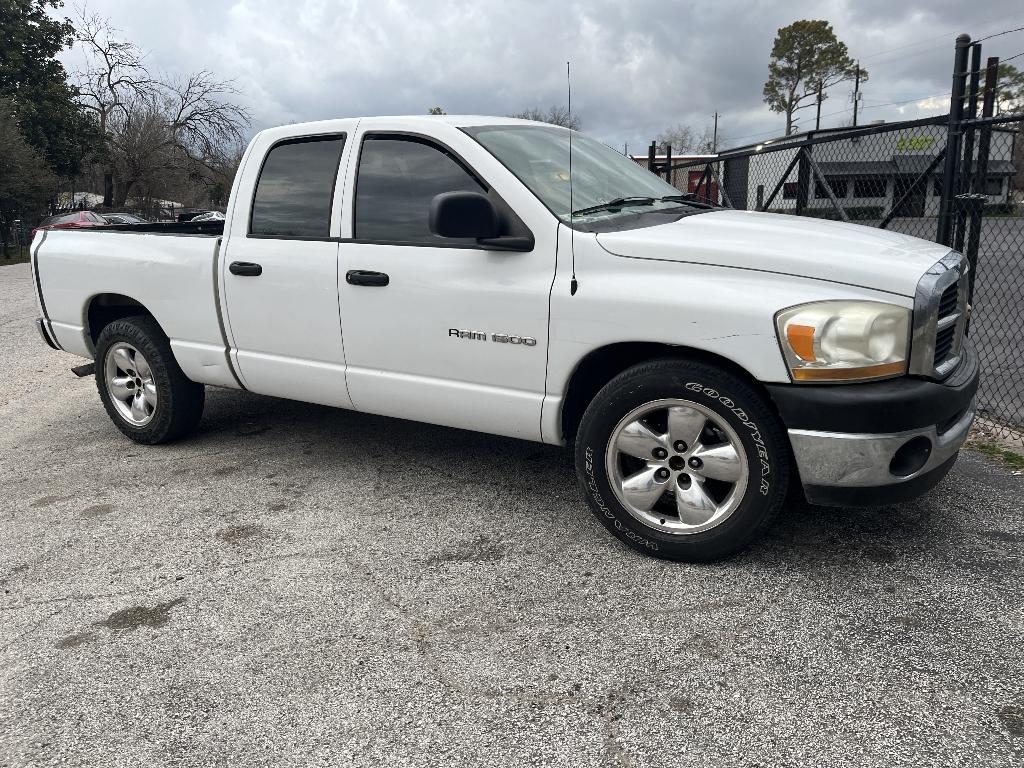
[176,209,212,222]
[102,213,151,225]
[191,211,226,222]
[29,115,977,561]
[30,210,107,241]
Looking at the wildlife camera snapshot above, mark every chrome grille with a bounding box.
[909,251,969,380]
[938,283,959,317]
[933,325,956,365]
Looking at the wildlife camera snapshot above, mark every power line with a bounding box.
[860,31,964,61]
[719,90,952,145]
[860,92,948,109]
[977,25,1024,43]
[860,21,1024,66]
[964,49,1024,76]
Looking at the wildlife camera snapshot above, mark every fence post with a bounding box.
[795,146,811,216]
[963,55,1000,308]
[954,42,982,253]
[665,144,673,186]
[647,141,656,173]
[936,33,972,246]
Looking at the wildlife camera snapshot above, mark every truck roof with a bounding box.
[257,115,563,141]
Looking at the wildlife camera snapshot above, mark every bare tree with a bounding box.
[73,10,151,130]
[199,142,246,207]
[509,105,581,130]
[72,8,249,208]
[73,9,152,204]
[163,72,249,172]
[657,123,715,154]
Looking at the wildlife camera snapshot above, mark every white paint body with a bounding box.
[34,115,951,445]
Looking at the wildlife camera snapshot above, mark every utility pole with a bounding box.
[852,61,861,127]
[815,82,823,130]
[712,112,718,152]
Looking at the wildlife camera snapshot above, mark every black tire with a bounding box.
[574,358,790,562]
[94,315,204,444]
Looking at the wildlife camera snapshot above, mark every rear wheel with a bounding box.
[575,358,790,561]
[95,316,204,444]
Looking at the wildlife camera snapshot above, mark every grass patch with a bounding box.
[972,441,1024,470]
[1,246,31,265]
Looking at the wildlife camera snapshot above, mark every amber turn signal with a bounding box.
[792,361,908,381]
[785,324,816,362]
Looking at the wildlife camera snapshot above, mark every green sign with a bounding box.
[895,136,936,152]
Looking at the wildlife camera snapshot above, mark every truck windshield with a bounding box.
[465,124,700,223]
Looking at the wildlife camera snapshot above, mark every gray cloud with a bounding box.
[56,0,1024,151]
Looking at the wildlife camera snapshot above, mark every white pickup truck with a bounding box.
[31,115,978,561]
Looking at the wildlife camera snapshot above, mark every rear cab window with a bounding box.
[250,135,346,238]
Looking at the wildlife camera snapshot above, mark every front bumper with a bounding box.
[767,344,979,506]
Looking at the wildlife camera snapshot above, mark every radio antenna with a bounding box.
[568,60,578,296]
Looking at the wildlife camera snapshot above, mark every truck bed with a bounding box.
[33,227,240,389]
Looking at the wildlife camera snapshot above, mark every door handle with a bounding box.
[229,261,263,277]
[346,270,389,287]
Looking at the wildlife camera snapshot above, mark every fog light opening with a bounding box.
[889,436,932,478]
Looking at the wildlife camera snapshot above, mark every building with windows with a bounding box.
[717,120,1017,218]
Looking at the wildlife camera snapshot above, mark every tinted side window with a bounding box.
[355,137,485,244]
[250,135,345,238]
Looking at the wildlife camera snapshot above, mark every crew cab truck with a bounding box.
[31,116,979,561]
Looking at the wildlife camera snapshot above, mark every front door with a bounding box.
[222,131,352,407]
[337,130,556,441]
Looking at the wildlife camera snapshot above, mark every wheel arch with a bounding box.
[559,341,775,444]
[85,293,164,352]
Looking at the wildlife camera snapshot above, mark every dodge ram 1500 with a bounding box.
[31,115,978,560]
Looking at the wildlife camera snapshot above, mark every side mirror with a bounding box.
[429,191,500,239]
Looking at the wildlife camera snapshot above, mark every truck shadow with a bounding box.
[189,387,997,568]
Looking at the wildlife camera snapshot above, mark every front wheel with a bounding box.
[575,358,790,561]
[95,316,204,444]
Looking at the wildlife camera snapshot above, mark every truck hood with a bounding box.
[595,209,949,296]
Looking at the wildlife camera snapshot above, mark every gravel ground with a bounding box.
[1,261,1022,767]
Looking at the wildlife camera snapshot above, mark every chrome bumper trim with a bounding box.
[788,400,975,488]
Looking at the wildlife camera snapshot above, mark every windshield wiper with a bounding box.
[654,194,715,210]
[570,196,656,217]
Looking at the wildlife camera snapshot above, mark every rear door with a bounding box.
[221,127,354,407]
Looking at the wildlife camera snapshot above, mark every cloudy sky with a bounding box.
[56,0,1024,152]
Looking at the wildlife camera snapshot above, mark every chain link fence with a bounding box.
[648,42,1023,444]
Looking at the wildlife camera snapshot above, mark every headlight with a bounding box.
[775,300,910,383]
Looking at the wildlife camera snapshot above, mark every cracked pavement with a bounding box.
[1,262,1023,766]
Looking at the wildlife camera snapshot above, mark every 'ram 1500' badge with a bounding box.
[448,329,537,347]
